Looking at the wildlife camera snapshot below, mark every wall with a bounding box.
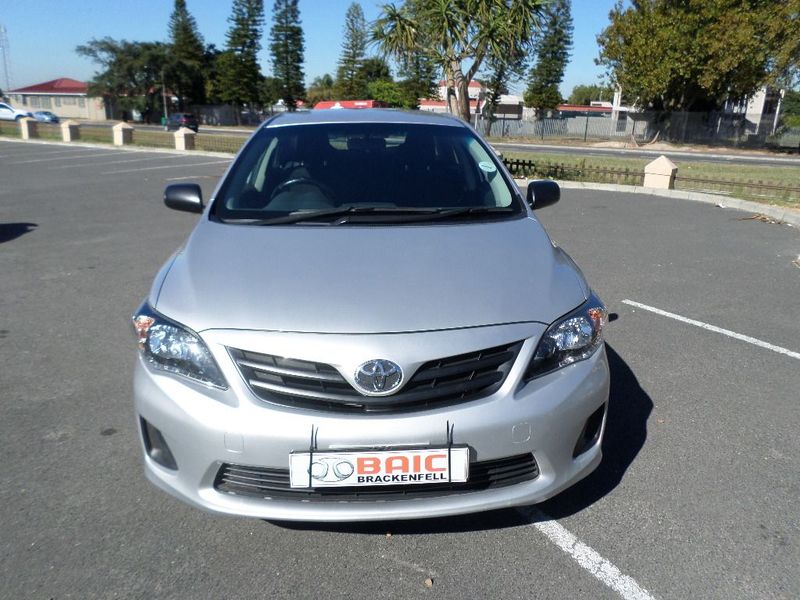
[8,93,106,120]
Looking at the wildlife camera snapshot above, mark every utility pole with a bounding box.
[0,25,11,94]
[161,69,168,129]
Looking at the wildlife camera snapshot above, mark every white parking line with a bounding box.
[101,160,230,175]
[622,299,800,360]
[523,507,656,600]
[0,147,109,159]
[7,151,120,164]
[50,154,183,169]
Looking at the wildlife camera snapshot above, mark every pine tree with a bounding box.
[168,0,206,107]
[269,0,306,110]
[216,0,265,114]
[334,3,368,99]
[227,0,265,56]
[524,0,573,116]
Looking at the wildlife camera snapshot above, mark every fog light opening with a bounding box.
[573,404,606,458]
[140,417,178,470]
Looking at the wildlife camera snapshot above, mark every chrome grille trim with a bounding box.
[229,341,523,413]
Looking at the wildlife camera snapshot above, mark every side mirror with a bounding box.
[527,179,560,210]
[164,183,203,213]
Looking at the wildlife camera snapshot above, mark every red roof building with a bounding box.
[10,78,89,95]
[7,77,107,120]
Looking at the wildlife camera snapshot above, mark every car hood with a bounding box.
[154,216,588,334]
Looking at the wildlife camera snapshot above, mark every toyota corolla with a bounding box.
[132,109,610,521]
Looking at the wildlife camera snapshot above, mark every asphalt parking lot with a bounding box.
[1,139,798,600]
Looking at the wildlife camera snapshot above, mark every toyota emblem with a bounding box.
[354,359,403,395]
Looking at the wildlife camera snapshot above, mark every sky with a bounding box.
[1,0,617,98]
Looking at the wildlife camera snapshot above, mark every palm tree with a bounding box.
[372,0,544,121]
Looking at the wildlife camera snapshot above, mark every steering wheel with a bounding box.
[269,178,336,202]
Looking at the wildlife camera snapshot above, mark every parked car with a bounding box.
[33,111,60,124]
[0,102,32,121]
[132,110,610,522]
[165,112,199,132]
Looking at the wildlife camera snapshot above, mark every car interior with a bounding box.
[225,124,510,213]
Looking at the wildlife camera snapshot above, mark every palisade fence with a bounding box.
[481,111,800,150]
[503,156,800,205]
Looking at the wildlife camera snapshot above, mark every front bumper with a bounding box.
[133,325,610,521]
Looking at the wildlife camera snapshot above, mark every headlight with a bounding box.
[132,302,227,389]
[525,293,607,380]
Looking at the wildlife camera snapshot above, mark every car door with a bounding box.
[0,104,14,120]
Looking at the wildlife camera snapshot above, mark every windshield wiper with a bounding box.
[333,206,516,224]
[220,206,516,226]
[221,206,442,226]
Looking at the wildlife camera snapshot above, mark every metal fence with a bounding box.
[504,157,645,186]
[483,112,800,150]
[195,135,246,154]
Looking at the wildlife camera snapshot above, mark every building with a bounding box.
[7,78,106,120]
[314,100,387,109]
[723,87,784,135]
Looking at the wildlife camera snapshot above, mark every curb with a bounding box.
[516,178,799,227]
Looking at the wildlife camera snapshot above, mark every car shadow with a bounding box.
[0,222,38,244]
[269,342,653,534]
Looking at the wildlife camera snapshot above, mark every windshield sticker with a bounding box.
[478,161,496,173]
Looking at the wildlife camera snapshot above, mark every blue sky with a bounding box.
[2,0,616,97]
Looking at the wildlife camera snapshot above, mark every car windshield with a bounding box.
[213,122,522,224]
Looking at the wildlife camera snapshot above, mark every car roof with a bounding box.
[263,108,466,129]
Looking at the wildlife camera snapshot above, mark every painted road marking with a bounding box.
[0,147,112,159]
[7,151,120,164]
[622,299,800,360]
[523,507,656,600]
[50,154,183,169]
[101,160,230,175]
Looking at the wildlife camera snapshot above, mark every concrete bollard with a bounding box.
[61,120,80,142]
[19,117,38,140]
[112,122,134,146]
[174,127,196,151]
[643,155,678,189]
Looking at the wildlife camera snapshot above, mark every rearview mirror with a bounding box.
[164,183,203,213]
[527,180,560,210]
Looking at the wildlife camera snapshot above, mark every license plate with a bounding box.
[289,447,470,488]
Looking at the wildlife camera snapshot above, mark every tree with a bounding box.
[597,0,800,111]
[306,74,335,105]
[367,80,417,108]
[202,43,224,103]
[335,3,368,99]
[260,76,284,111]
[216,0,264,114]
[567,83,614,106]
[270,0,306,110]
[481,49,528,134]
[782,89,800,127]
[357,57,392,85]
[76,38,171,120]
[167,0,206,107]
[524,0,572,115]
[373,0,545,122]
[397,53,439,106]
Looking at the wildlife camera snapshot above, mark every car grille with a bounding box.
[228,341,522,413]
[214,453,539,502]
